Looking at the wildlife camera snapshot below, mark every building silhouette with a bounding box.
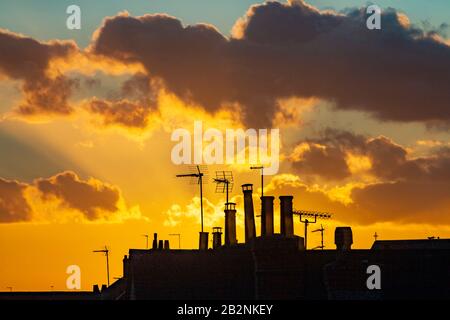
[1,183,449,300]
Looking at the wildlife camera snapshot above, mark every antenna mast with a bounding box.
[93,245,110,287]
[293,210,332,250]
[213,171,234,206]
[312,224,326,250]
[250,165,265,197]
[176,165,208,232]
[142,234,149,249]
[250,165,265,218]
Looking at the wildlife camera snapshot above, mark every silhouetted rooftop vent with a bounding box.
[335,227,353,251]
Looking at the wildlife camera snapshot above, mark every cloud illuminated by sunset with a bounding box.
[0,0,449,291]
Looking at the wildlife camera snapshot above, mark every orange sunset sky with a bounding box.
[1,0,450,291]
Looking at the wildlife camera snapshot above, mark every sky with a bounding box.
[0,0,449,291]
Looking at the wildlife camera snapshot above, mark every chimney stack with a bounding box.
[335,227,353,251]
[123,255,129,279]
[164,240,170,250]
[199,232,209,250]
[242,184,256,242]
[280,196,294,238]
[152,233,158,249]
[261,196,274,236]
[224,202,237,246]
[212,227,222,249]
[158,239,164,250]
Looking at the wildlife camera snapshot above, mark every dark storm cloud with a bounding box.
[288,129,450,224]
[290,129,366,180]
[0,172,125,223]
[290,129,450,181]
[87,98,152,129]
[120,73,159,103]
[90,1,450,127]
[349,144,450,224]
[85,73,159,129]
[291,143,352,180]
[271,174,450,225]
[350,179,450,224]
[90,13,233,119]
[36,171,120,220]
[17,75,79,116]
[0,29,78,116]
[364,136,423,181]
[0,178,31,223]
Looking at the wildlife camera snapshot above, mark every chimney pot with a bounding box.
[242,184,256,242]
[164,240,170,250]
[199,232,209,250]
[212,227,222,249]
[335,227,353,251]
[242,184,253,192]
[261,196,275,236]
[152,233,158,249]
[225,202,236,211]
[224,202,237,246]
[280,196,294,238]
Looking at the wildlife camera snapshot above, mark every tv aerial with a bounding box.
[293,210,332,250]
[312,224,326,250]
[93,245,110,287]
[142,234,149,249]
[213,170,234,206]
[250,165,265,218]
[176,165,208,232]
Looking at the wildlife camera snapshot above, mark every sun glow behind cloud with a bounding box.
[0,0,450,291]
